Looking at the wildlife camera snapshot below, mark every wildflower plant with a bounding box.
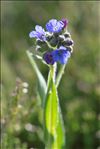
[27,18,74,149]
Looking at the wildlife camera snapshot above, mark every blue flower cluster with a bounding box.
[29,19,73,65]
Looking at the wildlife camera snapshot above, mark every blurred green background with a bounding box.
[1,1,100,149]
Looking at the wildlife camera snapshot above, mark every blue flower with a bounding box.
[29,25,46,41]
[52,46,71,64]
[46,19,64,33]
[43,46,71,65]
[43,51,55,65]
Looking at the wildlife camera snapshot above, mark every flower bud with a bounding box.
[64,32,71,38]
[36,39,49,53]
[43,52,55,65]
[66,46,73,53]
[58,35,65,42]
[35,45,41,51]
[49,37,58,47]
[46,32,53,41]
[62,38,74,46]
[36,39,46,46]
[46,36,53,42]
[61,18,68,29]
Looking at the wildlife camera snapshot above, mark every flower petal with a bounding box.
[46,19,64,33]
[43,52,55,65]
[35,25,45,34]
[29,31,38,38]
[29,25,46,41]
[52,48,71,64]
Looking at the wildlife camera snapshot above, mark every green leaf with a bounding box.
[55,107,65,149]
[26,50,47,103]
[44,68,65,149]
[27,51,65,148]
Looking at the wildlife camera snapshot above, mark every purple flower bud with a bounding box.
[43,52,55,65]
[63,38,74,46]
[61,18,68,29]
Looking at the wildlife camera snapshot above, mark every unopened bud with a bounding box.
[36,45,41,51]
[36,39,45,46]
[63,38,74,46]
[46,32,53,41]
[66,46,73,53]
[64,32,71,38]
[49,37,58,47]
[61,18,68,29]
[58,35,65,42]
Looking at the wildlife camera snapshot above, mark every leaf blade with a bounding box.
[26,50,47,103]
[44,78,65,149]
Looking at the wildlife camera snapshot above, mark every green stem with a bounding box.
[44,64,57,109]
[50,63,57,83]
[46,63,57,92]
[56,64,66,88]
[43,63,57,147]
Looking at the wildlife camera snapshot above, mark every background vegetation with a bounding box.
[1,1,100,149]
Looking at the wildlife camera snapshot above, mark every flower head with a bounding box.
[52,46,71,64]
[46,19,64,33]
[29,25,46,41]
[29,18,73,65]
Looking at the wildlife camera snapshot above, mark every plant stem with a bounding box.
[56,64,66,88]
[46,63,57,92]
[43,63,57,147]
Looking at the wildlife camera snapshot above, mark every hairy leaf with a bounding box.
[44,70,65,149]
[26,50,47,103]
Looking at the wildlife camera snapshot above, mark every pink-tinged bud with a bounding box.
[61,18,68,29]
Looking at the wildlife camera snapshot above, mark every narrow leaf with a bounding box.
[26,50,47,103]
[55,107,65,149]
[44,77,65,149]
